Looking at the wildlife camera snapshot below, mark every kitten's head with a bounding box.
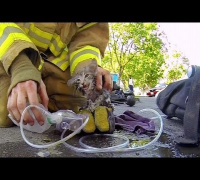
[67,60,98,95]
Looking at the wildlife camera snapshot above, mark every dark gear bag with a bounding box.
[156,68,200,146]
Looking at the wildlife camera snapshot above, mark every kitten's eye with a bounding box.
[85,74,90,78]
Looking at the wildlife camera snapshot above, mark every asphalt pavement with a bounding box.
[0,96,200,158]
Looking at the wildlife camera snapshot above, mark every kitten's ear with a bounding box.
[67,75,78,86]
[67,78,74,86]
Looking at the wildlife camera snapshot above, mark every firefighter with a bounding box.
[0,23,113,133]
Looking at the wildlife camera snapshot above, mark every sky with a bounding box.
[158,23,200,65]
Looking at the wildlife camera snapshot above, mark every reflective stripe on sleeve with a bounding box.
[49,33,66,56]
[24,23,52,50]
[70,45,101,75]
[51,47,69,71]
[0,23,32,59]
[24,23,66,57]
[38,58,44,71]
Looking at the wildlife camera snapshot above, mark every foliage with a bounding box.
[164,51,189,83]
[102,23,168,92]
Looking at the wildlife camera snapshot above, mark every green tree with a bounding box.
[164,50,189,83]
[102,23,168,92]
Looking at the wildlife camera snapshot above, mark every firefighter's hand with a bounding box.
[7,80,49,126]
[96,66,113,92]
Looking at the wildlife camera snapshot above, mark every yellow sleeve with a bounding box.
[0,23,41,75]
[68,23,109,76]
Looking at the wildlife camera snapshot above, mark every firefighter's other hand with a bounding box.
[96,66,113,92]
[7,80,49,126]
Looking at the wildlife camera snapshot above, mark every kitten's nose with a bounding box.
[77,79,81,83]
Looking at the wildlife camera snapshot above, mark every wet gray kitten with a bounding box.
[67,60,114,113]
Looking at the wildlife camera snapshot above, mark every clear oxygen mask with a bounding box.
[8,104,87,133]
[8,104,89,149]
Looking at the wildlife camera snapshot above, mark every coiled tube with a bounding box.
[13,105,163,153]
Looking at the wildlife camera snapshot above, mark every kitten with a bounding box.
[67,60,114,113]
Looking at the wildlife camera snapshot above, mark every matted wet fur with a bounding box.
[67,60,114,113]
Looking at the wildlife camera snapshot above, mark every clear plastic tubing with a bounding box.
[19,105,163,153]
[61,108,164,153]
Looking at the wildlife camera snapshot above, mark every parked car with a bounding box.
[146,83,167,97]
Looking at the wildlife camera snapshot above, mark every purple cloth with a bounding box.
[115,110,155,134]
